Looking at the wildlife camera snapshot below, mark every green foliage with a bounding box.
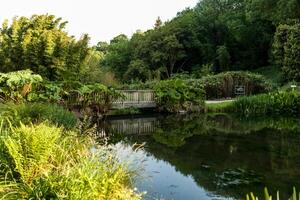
[252,66,283,86]
[67,83,123,115]
[0,123,142,200]
[98,0,287,83]
[80,49,105,83]
[124,60,151,82]
[216,45,230,72]
[28,81,64,103]
[0,14,90,81]
[0,103,77,129]
[189,71,273,99]
[273,22,300,81]
[246,187,299,200]
[246,0,300,24]
[192,63,214,79]
[228,91,300,116]
[205,101,234,113]
[154,79,205,112]
[101,34,131,80]
[0,70,42,103]
[4,123,60,184]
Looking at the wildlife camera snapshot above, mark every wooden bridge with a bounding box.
[112,90,156,109]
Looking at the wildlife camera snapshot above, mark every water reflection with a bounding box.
[99,114,300,200]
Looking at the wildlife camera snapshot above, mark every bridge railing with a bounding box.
[112,90,156,108]
[65,90,156,109]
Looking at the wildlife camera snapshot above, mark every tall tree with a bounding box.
[273,22,300,81]
[0,14,90,80]
[102,34,131,80]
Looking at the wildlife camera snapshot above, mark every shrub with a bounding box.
[0,103,77,129]
[187,71,273,99]
[29,80,124,115]
[0,70,42,103]
[28,81,64,103]
[66,83,123,115]
[154,79,205,113]
[0,123,142,200]
[227,91,300,116]
[273,22,300,81]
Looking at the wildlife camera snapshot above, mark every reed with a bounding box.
[227,92,300,116]
[246,187,300,200]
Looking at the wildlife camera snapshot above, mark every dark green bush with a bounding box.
[187,71,273,99]
[154,79,205,113]
[273,22,300,81]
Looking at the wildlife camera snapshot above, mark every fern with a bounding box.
[4,123,60,184]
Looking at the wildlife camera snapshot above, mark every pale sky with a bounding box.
[0,0,198,45]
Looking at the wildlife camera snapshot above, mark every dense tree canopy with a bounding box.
[0,0,299,84]
[96,0,299,83]
[0,14,90,81]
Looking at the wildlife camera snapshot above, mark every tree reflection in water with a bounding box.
[99,114,300,200]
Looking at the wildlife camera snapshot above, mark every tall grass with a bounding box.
[0,103,77,129]
[227,92,300,116]
[205,101,234,113]
[246,187,300,200]
[0,123,142,199]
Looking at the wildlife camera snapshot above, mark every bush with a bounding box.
[273,22,300,81]
[187,71,273,99]
[154,79,205,113]
[66,83,123,115]
[0,103,77,129]
[29,80,123,115]
[227,91,300,116]
[0,123,142,200]
[0,70,43,103]
[28,81,64,103]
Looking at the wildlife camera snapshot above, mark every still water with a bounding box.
[100,114,300,200]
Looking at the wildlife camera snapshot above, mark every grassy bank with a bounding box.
[205,101,234,113]
[0,103,142,200]
[205,91,300,117]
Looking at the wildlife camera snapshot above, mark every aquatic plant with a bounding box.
[228,91,300,116]
[246,187,300,200]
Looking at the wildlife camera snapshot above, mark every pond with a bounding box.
[99,114,300,200]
